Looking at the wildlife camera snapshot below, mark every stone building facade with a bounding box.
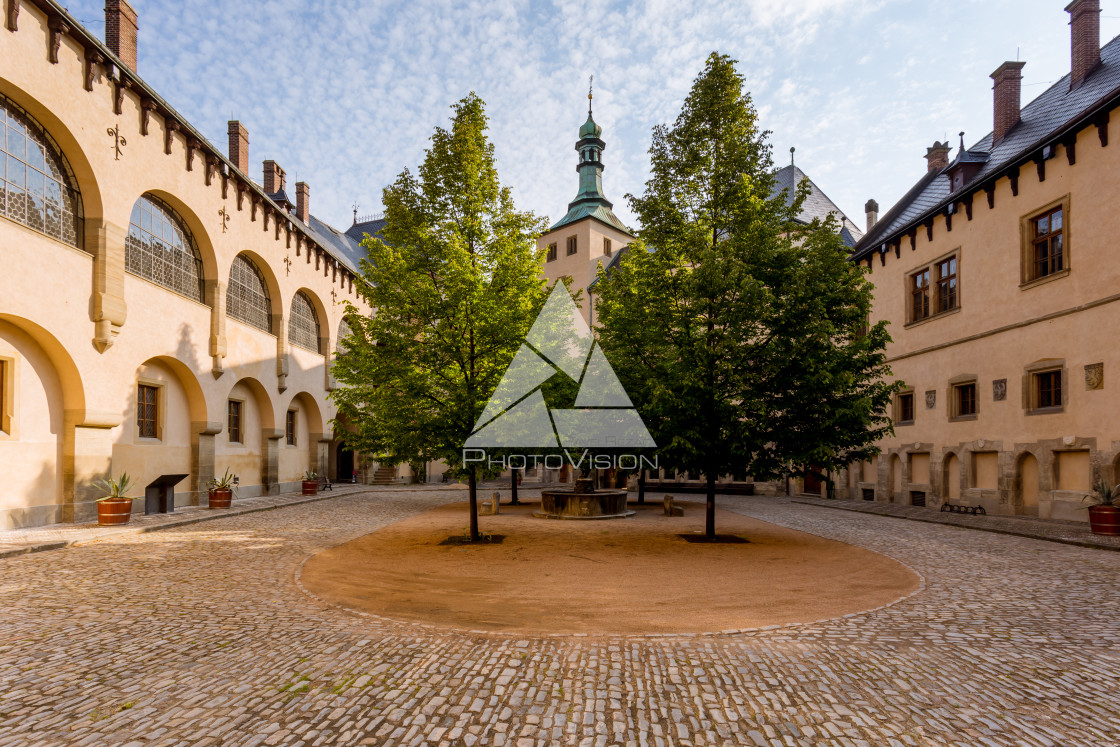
[845,0,1117,521]
[0,0,378,528]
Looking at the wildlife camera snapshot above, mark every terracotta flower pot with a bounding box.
[302,480,318,496]
[208,488,233,509]
[1088,504,1120,536]
[96,498,133,526]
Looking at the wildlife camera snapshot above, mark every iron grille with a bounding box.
[288,291,321,352]
[0,95,81,248]
[336,319,352,354]
[226,254,272,333]
[126,194,204,302]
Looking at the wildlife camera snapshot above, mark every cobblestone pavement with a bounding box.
[791,494,1120,551]
[1,491,1118,746]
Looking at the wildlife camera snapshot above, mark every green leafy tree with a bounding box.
[331,93,548,540]
[594,53,898,538]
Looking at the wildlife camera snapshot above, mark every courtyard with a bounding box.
[1,489,1117,746]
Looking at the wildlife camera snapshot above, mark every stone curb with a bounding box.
[792,498,1120,552]
[0,489,365,560]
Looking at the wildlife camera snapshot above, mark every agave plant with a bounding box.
[208,468,238,490]
[302,469,318,481]
[1083,479,1120,507]
[93,472,133,502]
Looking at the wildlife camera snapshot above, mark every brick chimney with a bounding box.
[105,0,138,70]
[296,181,310,223]
[1067,0,1101,90]
[263,161,286,194]
[864,199,879,232]
[990,61,1026,143]
[925,141,951,172]
[227,121,249,174]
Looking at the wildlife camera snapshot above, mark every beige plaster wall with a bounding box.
[0,3,371,527]
[538,219,634,322]
[858,114,1120,520]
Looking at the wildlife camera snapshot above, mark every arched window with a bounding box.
[226,254,272,333]
[336,318,353,354]
[1,94,82,247]
[126,193,204,302]
[288,291,321,352]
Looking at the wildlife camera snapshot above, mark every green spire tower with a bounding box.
[549,80,631,234]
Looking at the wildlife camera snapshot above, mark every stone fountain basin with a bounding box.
[535,489,634,520]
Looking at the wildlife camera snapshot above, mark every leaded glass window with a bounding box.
[126,194,204,301]
[288,291,321,352]
[336,319,353,354]
[226,254,273,333]
[1,95,81,247]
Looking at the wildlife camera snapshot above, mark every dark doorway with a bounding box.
[803,466,823,495]
[336,444,355,483]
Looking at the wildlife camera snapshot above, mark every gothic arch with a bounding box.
[941,449,962,503]
[289,288,328,353]
[1014,450,1042,513]
[226,251,282,334]
[0,313,85,423]
[230,375,276,432]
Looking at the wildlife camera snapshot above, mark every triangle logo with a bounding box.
[465,283,655,449]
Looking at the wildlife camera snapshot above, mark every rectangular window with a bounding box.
[286,409,297,446]
[910,269,930,321]
[1036,370,1062,409]
[954,382,977,417]
[603,238,612,256]
[137,384,158,439]
[227,400,242,443]
[897,392,914,423]
[566,236,577,255]
[1032,207,1063,280]
[0,359,7,434]
[546,243,557,262]
[936,256,957,313]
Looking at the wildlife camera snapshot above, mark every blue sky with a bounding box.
[62,0,1120,232]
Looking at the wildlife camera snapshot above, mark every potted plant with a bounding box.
[302,469,319,496]
[1083,479,1120,536]
[94,473,135,526]
[207,468,237,509]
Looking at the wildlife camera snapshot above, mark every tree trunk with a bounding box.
[706,471,716,539]
[511,468,520,505]
[638,469,646,505]
[468,465,479,541]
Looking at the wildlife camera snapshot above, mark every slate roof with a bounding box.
[550,203,633,235]
[772,164,864,247]
[296,215,381,273]
[853,34,1120,260]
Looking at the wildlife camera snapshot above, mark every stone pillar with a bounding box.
[262,429,282,494]
[63,412,119,523]
[274,313,288,392]
[88,220,128,353]
[191,421,222,505]
[207,279,226,377]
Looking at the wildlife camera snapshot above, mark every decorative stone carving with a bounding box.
[925,390,936,409]
[84,48,104,92]
[140,99,156,135]
[48,17,68,63]
[993,379,1007,401]
[163,119,178,155]
[1085,362,1103,390]
[6,0,20,32]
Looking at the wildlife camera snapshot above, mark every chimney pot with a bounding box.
[263,160,286,195]
[105,0,138,70]
[925,141,951,172]
[990,61,1026,142]
[1067,0,1101,90]
[864,199,879,232]
[296,181,310,224]
[227,121,249,175]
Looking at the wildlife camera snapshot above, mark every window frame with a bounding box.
[895,389,915,425]
[227,398,243,444]
[136,381,162,441]
[226,253,274,334]
[546,243,557,262]
[906,250,960,326]
[1022,359,1067,414]
[286,409,297,446]
[288,291,322,353]
[1020,195,1071,288]
[603,237,612,256]
[566,236,577,256]
[125,193,205,302]
[949,376,978,421]
[0,356,13,437]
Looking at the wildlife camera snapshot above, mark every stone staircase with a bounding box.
[370,466,397,485]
